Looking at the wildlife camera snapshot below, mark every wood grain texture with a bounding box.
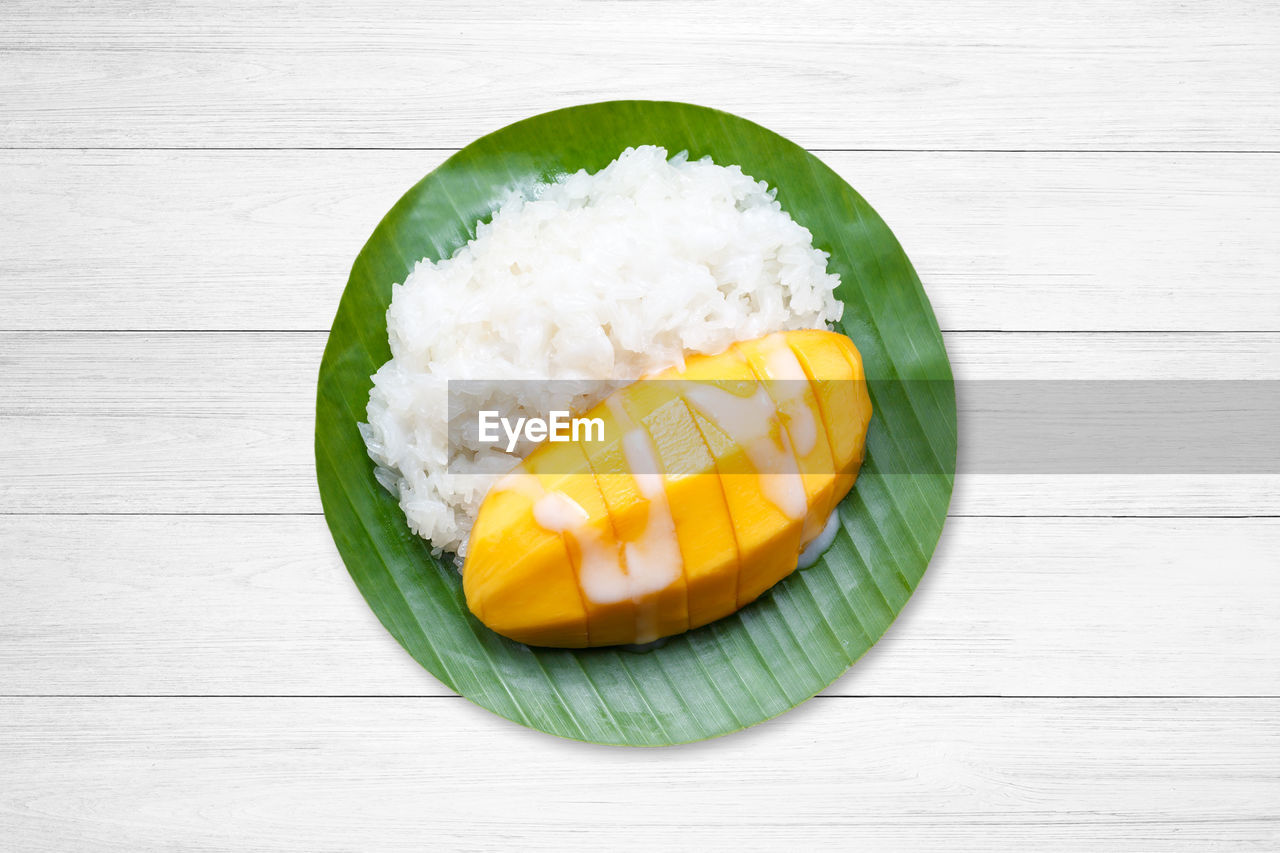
[4,0,1279,845]
[3,150,1279,332]
[2,0,1278,150]
[2,331,1276,516]
[2,514,1276,698]
[1,697,1277,851]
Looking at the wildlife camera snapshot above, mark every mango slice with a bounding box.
[678,347,806,609]
[528,438,638,647]
[579,393,688,644]
[462,469,589,648]
[624,386,739,630]
[785,329,873,493]
[464,329,872,647]
[735,335,839,547]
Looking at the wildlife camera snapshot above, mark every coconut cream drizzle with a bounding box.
[531,487,588,531]
[493,340,820,643]
[618,427,683,594]
[534,488,634,606]
[796,510,840,569]
[752,334,833,544]
[499,403,685,645]
[607,397,685,641]
[684,381,807,521]
[757,335,818,457]
[496,468,635,606]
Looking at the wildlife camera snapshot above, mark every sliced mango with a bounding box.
[677,346,805,608]
[523,438,639,647]
[735,334,839,546]
[786,329,872,492]
[464,329,873,647]
[579,394,688,644]
[623,386,739,630]
[462,468,589,647]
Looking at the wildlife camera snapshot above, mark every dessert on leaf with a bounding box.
[361,146,873,648]
[464,330,871,647]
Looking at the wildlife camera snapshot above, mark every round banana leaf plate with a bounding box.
[316,100,956,746]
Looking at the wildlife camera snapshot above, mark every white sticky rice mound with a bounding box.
[360,145,842,558]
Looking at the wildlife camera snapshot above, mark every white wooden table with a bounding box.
[3,2,1278,849]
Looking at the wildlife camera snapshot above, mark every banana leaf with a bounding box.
[316,101,955,746]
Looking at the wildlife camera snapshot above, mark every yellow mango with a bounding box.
[462,468,589,648]
[734,335,839,547]
[785,329,873,490]
[622,386,739,630]
[579,394,688,644]
[677,346,806,608]
[464,329,872,647]
[527,439,639,647]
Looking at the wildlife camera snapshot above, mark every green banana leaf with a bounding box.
[316,101,956,746]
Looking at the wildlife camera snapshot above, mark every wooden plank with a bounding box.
[4,2,1275,844]
[1,514,1276,698]
[0,697,1276,851]
[2,1,1278,150]
[1,331,1276,516]
[3,150,1279,332]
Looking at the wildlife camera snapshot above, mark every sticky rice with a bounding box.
[360,145,842,557]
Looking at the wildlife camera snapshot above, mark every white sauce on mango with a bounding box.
[757,335,818,457]
[684,382,807,520]
[531,488,632,606]
[498,470,637,606]
[796,510,841,569]
[617,426,684,598]
[532,488,589,531]
[490,335,832,645]
[510,398,685,643]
